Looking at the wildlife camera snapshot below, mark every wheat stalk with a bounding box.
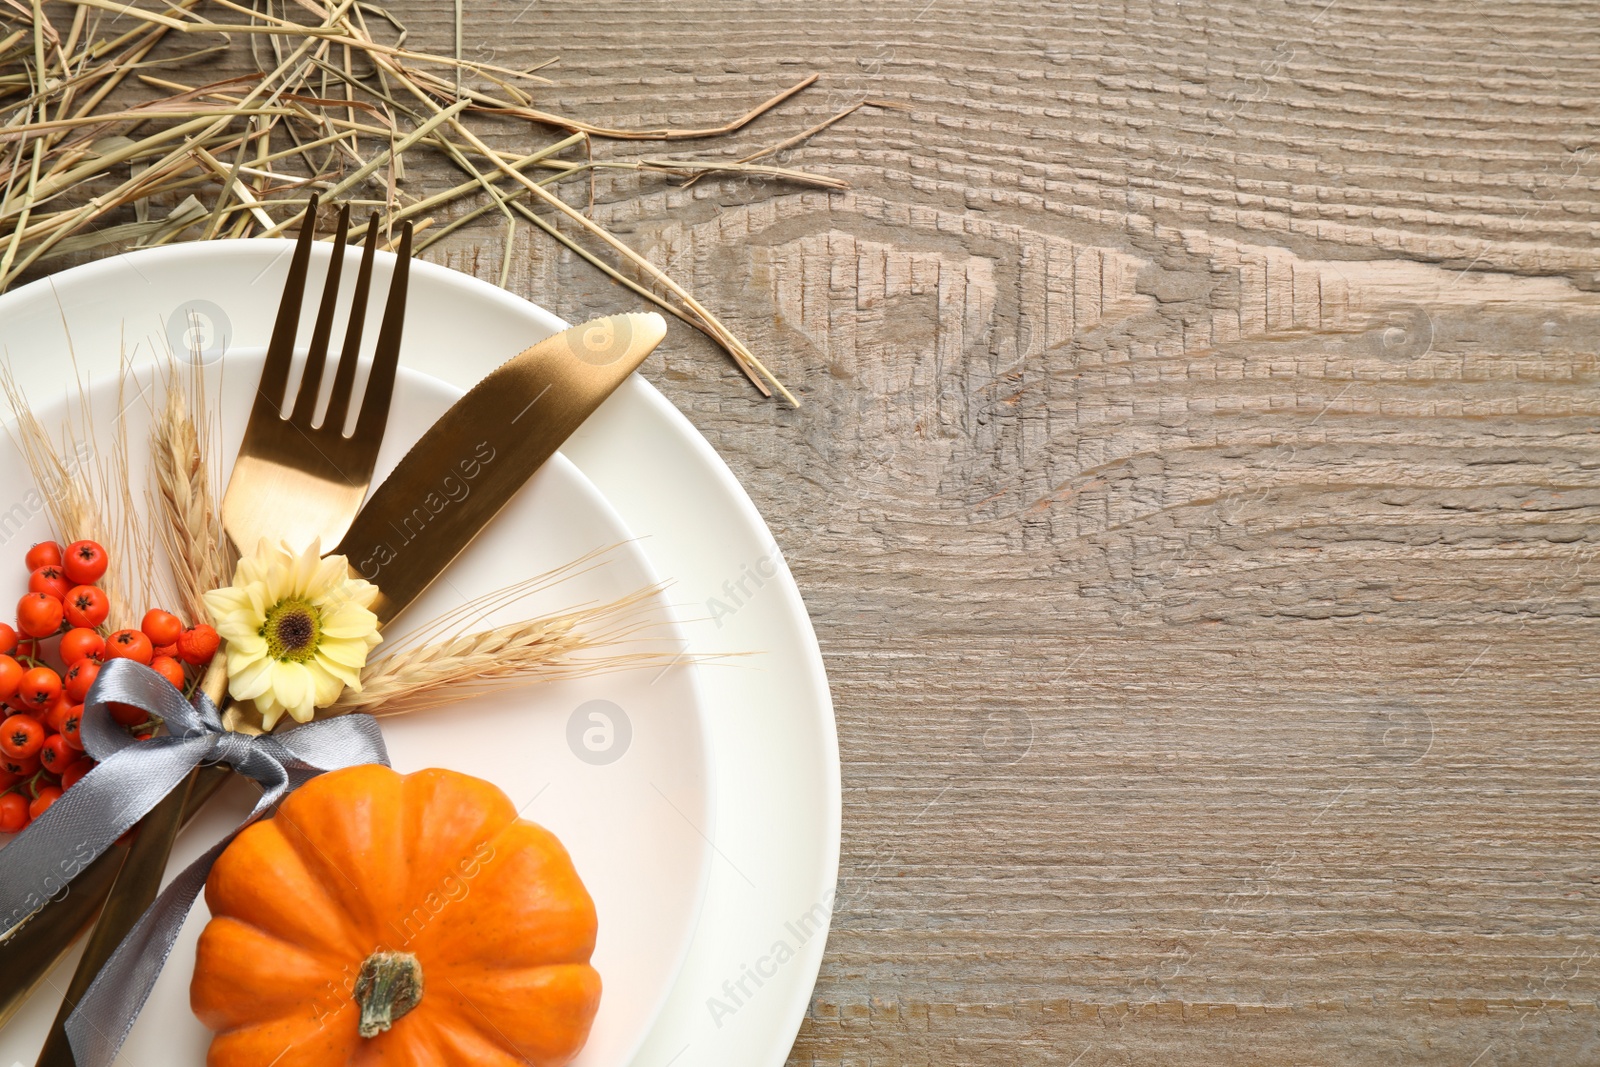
[329,584,684,718]
[102,360,156,628]
[150,357,233,625]
[0,366,98,545]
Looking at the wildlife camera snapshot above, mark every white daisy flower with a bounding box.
[202,539,381,730]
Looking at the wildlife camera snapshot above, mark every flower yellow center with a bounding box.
[260,597,322,662]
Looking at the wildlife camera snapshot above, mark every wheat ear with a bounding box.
[150,359,233,624]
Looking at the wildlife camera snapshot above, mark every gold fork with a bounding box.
[221,199,408,556]
[31,196,412,1066]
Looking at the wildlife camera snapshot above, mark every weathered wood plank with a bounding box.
[39,0,1600,1061]
[427,2,1600,1063]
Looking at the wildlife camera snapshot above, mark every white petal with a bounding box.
[270,660,311,716]
[313,649,362,688]
[227,654,275,701]
[224,632,265,657]
[256,696,285,731]
[288,542,321,598]
[203,586,253,620]
[310,554,349,595]
[308,662,346,706]
[321,602,378,640]
[316,634,370,668]
[214,612,261,643]
[246,582,275,619]
[236,540,277,586]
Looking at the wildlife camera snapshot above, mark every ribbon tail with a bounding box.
[63,768,286,1067]
[62,831,221,1067]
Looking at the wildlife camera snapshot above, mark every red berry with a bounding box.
[150,655,186,690]
[24,541,61,571]
[0,655,22,702]
[104,630,153,666]
[152,642,177,659]
[0,767,16,793]
[0,791,27,833]
[0,623,19,656]
[0,714,44,759]
[140,609,183,648]
[59,705,83,751]
[17,667,60,710]
[63,586,108,629]
[17,592,63,638]
[44,688,71,724]
[63,659,98,703]
[60,757,93,789]
[177,624,221,666]
[59,627,104,665]
[1,752,39,777]
[38,734,69,774]
[27,566,71,600]
[61,540,108,585]
[44,691,73,732]
[28,785,61,820]
[108,701,147,727]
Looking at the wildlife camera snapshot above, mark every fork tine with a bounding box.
[323,215,380,435]
[288,204,350,425]
[258,192,319,415]
[352,220,411,443]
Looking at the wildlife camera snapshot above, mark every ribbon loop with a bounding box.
[0,658,388,1067]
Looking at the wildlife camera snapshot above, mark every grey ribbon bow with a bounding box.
[0,658,388,1067]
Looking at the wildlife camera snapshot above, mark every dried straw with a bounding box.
[0,0,899,404]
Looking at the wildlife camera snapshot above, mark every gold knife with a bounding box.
[3,311,666,1050]
[337,311,666,627]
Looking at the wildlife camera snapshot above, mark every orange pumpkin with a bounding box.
[191,764,601,1066]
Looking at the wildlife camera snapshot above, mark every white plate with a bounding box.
[0,327,712,1063]
[0,241,839,1066]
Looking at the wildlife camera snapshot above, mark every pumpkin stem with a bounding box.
[354,950,424,1038]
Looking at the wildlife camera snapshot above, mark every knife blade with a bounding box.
[3,311,666,1049]
[336,310,665,626]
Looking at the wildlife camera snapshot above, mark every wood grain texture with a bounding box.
[429,2,1600,1064]
[55,0,1600,1061]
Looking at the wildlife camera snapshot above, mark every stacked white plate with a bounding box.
[0,242,837,1067]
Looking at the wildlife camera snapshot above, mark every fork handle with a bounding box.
[31,661,231,1066]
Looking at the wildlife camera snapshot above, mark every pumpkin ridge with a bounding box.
[394,768,519,936]
[416,820,598,969]
[428,964,602,1064]
[226,917,344,967]
[271,764,410,945]
[192,917,352,1035]
[206,819,370,962]
[206,1009,361,1064]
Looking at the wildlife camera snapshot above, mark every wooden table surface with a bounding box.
[45,0,1600,1062]
[430,2,1600,1064]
